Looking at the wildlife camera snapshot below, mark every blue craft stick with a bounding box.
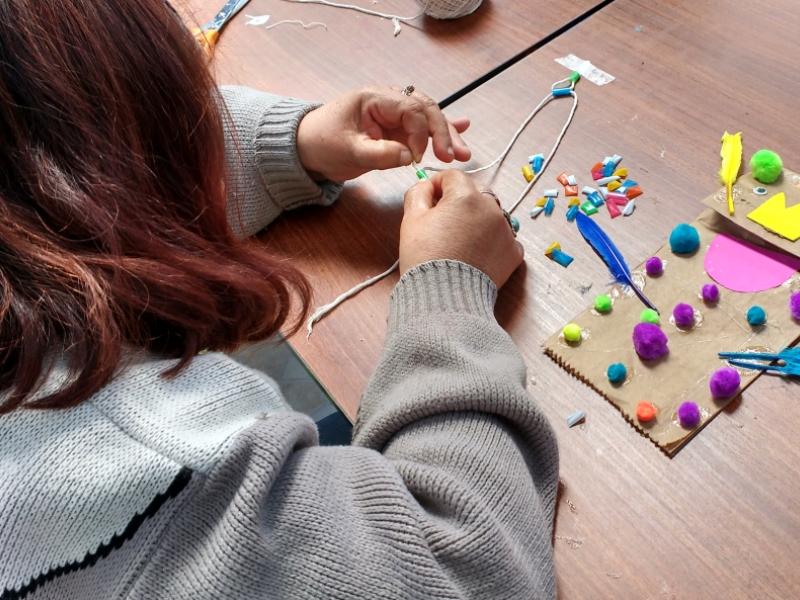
[544,197,555,216]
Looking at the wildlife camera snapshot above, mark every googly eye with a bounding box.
[753,186,768,196]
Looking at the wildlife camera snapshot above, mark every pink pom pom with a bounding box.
[791,292,800,321]
[632,322,669,360]
[672,303,695,329]
[709,367,741,400]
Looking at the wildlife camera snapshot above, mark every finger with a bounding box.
[447,121,471,162]
[450,117,470,133]
[436,169,477,204]
[353,138,413,171]
[403,179,436,215]
[367,93,429,162]
[413,91,454,163]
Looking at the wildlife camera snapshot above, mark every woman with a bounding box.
[0,1,558,599]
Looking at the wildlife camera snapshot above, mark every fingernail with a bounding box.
[400,149,412,164]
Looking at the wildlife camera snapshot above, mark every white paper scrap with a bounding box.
[555,54,615,86]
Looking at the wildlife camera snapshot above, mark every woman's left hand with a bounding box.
[297,86,471,182]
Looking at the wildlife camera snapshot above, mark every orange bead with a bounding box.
[626,186,643,200]
[636,401,657,423]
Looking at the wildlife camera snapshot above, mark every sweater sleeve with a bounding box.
[219,86,342,238]
[131,261,560,600]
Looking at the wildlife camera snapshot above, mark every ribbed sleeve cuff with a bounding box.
[388,260,498,332]
[253,99,342,211]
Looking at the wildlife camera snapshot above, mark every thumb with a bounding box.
[403,179,436,215]
[353,137,412,171]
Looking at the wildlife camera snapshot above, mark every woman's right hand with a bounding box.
[399,170,524,288]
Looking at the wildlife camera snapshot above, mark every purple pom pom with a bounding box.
[702,283,720,304]
[673,303,695,329]
[709,367,741,400]
[791,291,800,321]
[645,256,663,277]
[677,401,701,429]
[632,322,669,360]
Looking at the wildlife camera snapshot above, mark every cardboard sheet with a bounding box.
[545,202,800,456]
[703,169,800,258]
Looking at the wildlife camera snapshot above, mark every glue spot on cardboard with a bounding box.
[704,233,800,292]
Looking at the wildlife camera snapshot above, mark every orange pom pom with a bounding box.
[636,401,657,423]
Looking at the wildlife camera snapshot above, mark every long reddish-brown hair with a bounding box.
[0,0,310,413]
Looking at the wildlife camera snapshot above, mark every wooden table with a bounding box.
[185,0,605,101]
[267,0,800,597]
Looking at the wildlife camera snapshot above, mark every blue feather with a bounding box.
[574,212,658,312]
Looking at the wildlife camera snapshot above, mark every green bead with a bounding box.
[563,323,582,343]
[580,200,598,215]
[594,294,613,313]
[640,308,660,324]
[569,71,581,83]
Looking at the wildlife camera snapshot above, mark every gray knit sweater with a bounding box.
[0,87,559,600]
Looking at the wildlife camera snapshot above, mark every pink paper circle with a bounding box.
[704,233,800,292]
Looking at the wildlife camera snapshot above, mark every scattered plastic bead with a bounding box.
[599,187,609,199]
[622,179,639,187]
[530,153,545,174]
[552,87,572,98]
[709,367,741,400]
[645,256,663,277]
[602,162,615,177]
[677,401,701,429]
[566,410,586,428]
[544,196,555,216]
[590,162,603,174]
[509,216,520,233]
[546,242,573,267]
[565,185,579,197]
[753,186,768,196]
[595,176,620,186]
[640,308,661,324]
[594,294,613,313]
[622,200,636,216]
[565,204,580,222]
[522,164,534,182]
[613,167,628,179]
[607,180,622,192]
[607,201,621,219]
[606,192,629,206]
[672,303,695,329]
[567,174,577,186]
[791,292,800,321]
[669,223,701,254]
[587,191,605,207]
[557,172,570,186]
[543,188,559,198]
[530,206,545,219]
[625,186,643,200]
[581,186,596,196]
[535,197,547,207]
[580,201,598,215]
[701,283,720,304]
[636,401,657,423]
[633,322,669,360]
[746,305,767,326]
[563,323,583,344]
[606,362,627,384]
[592,170,604,181]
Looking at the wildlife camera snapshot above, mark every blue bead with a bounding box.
[746,305,766,326]
[510,216,520,233]
[544,197,555,216]
[552,87,572,97]
[607,362,628,384]
[566,205,579,222]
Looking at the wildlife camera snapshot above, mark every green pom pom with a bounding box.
[640,308,660,324]
[594,294,613,314]
[750,149,783,184]
[563,323,582,343]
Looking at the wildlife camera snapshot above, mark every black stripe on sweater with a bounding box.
[1,467,192,600]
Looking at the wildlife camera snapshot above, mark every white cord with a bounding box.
[306,78,579,337]
[306,259,400,338]
[264,19,328,30]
